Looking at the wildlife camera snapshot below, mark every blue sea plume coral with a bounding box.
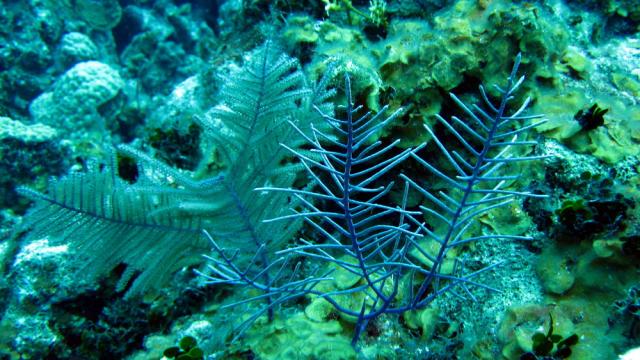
[400,53,550,309]
[259,73,423,345]
[246,53,548,345]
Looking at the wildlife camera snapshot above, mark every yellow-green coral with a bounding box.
[239,313,355,360]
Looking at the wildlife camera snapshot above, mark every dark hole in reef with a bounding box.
[290,41,316,66]
[112,6,146,54]
[363,23,387,41]
[117,154,139,184]
[49,263,158,359]
[448,73,483,98]
[147,123,202,171]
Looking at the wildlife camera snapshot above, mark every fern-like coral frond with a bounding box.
[17,155,208,297]
[192,41,311,259]
[16,42,319,300]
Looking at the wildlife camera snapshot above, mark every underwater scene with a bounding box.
[1,0,640,359]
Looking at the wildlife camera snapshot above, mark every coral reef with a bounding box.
[1,0,639,359]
